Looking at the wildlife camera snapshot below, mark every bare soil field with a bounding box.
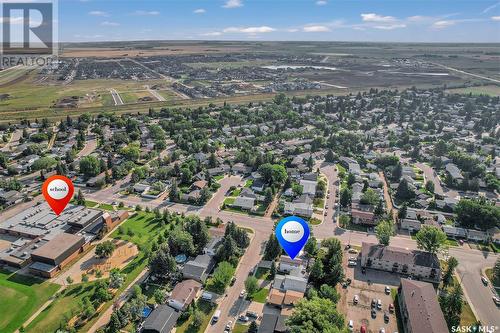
[61,46,249,58]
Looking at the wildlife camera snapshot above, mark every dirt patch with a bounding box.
[62,239,138,283]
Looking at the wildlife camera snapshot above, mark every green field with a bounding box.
[25,281,99,333]
[0,270,60,333]
[446,85,500,96]
[176,300,216,333]
[111,212,168,246]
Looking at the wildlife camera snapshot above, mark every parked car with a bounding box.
[348,320,354,331]
[360,326,367,333]
[493,296,500,306]
[239,290,246,298]
[225,321,233,331]
[385,286,391,294]
[379,329,386,333]
[481,276,489,286]
[230,277,236,286]
[361,267,366,274]
[371,299,377,308]
[389,303,394,313]
[384,312,389,322]
[348,260,357,267]
[348,249,358,254]
[246,311,258,318]
[353,295,359,304]
[238,315,249,322]
[371,309,377,318]
[377,299,382,310]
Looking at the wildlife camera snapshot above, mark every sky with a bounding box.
[55,0,500,42]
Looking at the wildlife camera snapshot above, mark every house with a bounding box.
[283,194,314,218]
[133,183,150,194]
[445,163,464,182]
[191,180,207,190]
[299,179,317,195]
[207,165,230,177]
[442,225,467,239]
[233,196,255,210]
[278,255,303,273]
[488,227,500,245]
[360,242,441,283]
[351,205,376,225]
[167,279,202,311]
[398,279,448,333]
[182,254,215,282]
[257,313,279,333]
[203,237,222,256]
[232,163,252,175]
[467,229,489,242]
[251,179,266,192]
[0,190,23,206]
[142,304,180,333]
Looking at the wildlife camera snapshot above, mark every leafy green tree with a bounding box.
[493,257,500,287]
[304,237,318,257]
[395,178,415,201]
[425,180,435,194]
[211,261,235,292]
[79,156,101,178]
[415,225,447,254]
[149,244,177,278]
[455,198,500,230]
[360,188,379,205]
[245,276,259,295]
[442,257,459,288]
[184,217,210,253]
[286,297,346,333]
[439,284,463,330]
[95,241,116,258]
[167,229,195,256]
[318,284,340,303]
[375,220,395,246]
[248,321,258,333]
[339,188,351,208]
[76,189,86,206]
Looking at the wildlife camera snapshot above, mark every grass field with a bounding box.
[247,287,269,303]
[25,281,99,333]
[0,270,60,333]
[445,85,500,96]
[233,323,249,333]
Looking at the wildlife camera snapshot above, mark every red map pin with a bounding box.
[42,175,74,215]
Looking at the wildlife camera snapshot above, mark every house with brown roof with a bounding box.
[398,279,448,333]
[167,279,202,311]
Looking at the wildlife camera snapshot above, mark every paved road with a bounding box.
[109,88,124,105]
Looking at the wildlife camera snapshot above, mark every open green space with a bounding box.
[25,281,99,333]
[255,267,271,280]
[233,323,249,333]
[0,270,60,333]
[445,85,500,96]
[247,288,269,303]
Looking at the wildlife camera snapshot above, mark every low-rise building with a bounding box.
[398,279,448,333]
[167,279,202,311]
[142,304,180,333]
[360,242,441,283]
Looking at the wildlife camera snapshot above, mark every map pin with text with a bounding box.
[42,175,74,215]
[275,216,310,260]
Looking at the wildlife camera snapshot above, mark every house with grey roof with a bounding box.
[142,304,180,333]
[283,194,314,218]
[181,254,215,282]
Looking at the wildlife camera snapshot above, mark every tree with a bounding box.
[339,188,351,208]
[375,220,395,246]
[109,269,125,289]
[442,257,459,288]
[304,237,318,257]
[264,234,281,260]
[286,297,345,333]
[211,261,235,292]
[360,188,379,205]
[66,276,73,284]
[216,236,240,264]
[149,244,177,278]
[184,217,210,253]
[395,178,415,201]
[167,229,195,256]
[425,180,435,194]
[415,225,447,254]
[95,241,115,258]
[245,276,259,295]
[248,321,258,333]
[439,284,463,330]
[79,156,101,178]
[455,198,500,230]
[107,312,122,333]
[264,188,273,205]
[154,288,167,304]
[76,189,86,206]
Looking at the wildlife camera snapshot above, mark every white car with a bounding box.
[348,260,357,267]
[385,286,391,294]
[379,329,386,333]
[348,320,354,331]
[353,295,359,304]
[225,321,233,331]
[239,290,246,298]
[377,299,382,310]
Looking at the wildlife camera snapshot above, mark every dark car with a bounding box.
[384,312,390,322]
[371,309,377,318]
[371,299,377,308]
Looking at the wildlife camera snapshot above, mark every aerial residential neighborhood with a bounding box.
[0,1,499,333]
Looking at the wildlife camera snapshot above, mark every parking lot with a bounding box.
[339,251,400,333]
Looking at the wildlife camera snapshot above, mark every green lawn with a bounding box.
[233,323,249,333]
[255,267,271,280]
[248,288,269,303]
[111,212,165,246]
[25,281,99,333]
[214,175,225,181]
[0,270,60,333]
[485,268,500,289]
[309,217,322,225]
[230,188,242,197]
[224,197,236,205]
[176,300,216,333]
[244,179,253,188]
[98,203,115,211]
[84,200,99,208]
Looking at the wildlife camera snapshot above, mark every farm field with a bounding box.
[445,85,500,96]
[0,269,60,333]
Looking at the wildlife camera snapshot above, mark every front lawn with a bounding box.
[0,270,60,333]
[233,323,249,333]
[176,300,216,333]
[248,288,269,303]
[255,268,271,280]
[244,179,253,188]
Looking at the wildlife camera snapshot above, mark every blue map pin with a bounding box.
[275,216,310,260]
